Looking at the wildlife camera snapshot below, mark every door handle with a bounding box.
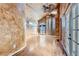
[69,34,71,36]
[68,34,71,40]
[68,37,71,40]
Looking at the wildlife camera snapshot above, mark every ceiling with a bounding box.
[25,3,44,22]
[25,3,57,23]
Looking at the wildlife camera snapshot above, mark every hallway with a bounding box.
[14,3,66,56]
[0,3,79,56]
[14,34,65,56]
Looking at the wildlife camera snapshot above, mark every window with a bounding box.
[52,18,55,31]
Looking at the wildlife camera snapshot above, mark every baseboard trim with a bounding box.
[59,42,68,56]
[8,42,26,56]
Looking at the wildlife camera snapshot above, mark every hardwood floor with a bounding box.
[14,35,65,56]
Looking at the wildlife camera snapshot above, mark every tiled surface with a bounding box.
[14,34,65,56]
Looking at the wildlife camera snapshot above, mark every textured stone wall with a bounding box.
[60,3,69,17]
[0,4,24,55]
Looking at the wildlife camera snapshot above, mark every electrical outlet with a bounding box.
[13,44,16,49]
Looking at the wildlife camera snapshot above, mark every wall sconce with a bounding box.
[51,10,57,15]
